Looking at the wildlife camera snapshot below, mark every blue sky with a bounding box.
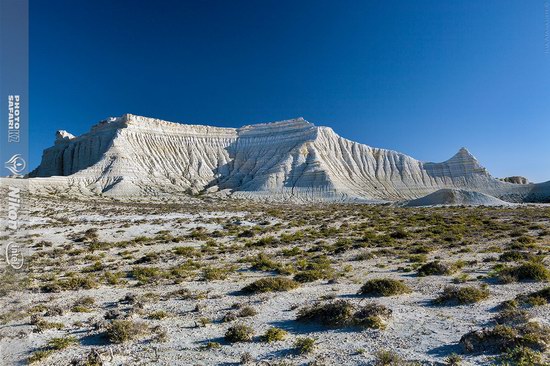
[30,0,550,182]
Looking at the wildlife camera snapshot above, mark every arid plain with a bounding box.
[1,193,549,366]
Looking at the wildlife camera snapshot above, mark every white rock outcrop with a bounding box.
[404,189,512,207]
[29,114,550,202]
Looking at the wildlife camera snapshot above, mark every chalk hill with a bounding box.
[29,114,550,203]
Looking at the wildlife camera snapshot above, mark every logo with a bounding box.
[5,242,24,269]
[4,154,26,175]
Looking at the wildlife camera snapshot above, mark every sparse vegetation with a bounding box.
[358,278,411,297]
[11,196,550,365]
[241,277,300,294]
[433,285,490,305]
[261,327,288,342]
[296,300,392,329]
[294,337,316,354]
[498,262,550,283]
[106,320,149,344]
[225,324,255,343]
[417,261,457,276]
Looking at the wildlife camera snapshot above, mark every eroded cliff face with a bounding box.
[30,114,545,201]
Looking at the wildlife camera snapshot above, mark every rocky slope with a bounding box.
[29,114,550,202]
[404,189,512,207]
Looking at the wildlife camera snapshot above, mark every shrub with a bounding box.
[460,324,517,353]
[241,277,300,294]
[47,336,78,350]
[390,228,409,239]
[374,350,403,366]
[201,341,221,350]
[460,322,550,354]
[237,306,258,317]
[352,303,393,329]
[248,253,280,272]
[149,310,169,320]
[106,320,148,343]
[174,246,199,257]
[297,300,354,327]
[34,319,64,332]
[417,261,457,276]
[517,287,550,306]
[294,337,316,354]
[354,251,375,261]
[28,350,54,364]
[240,352,254,364]
[225,324,254,343]
[261,327,288,342]
[433,285,490,305]
[45,276,97,292]
[202,266,233,281]
[296,300,391,329]
[358,278,411,297]
[498,262,550,283]
[131,266,165,284]
[499,346,543,365]
[293,256,335,283]
[494,309,530,325]
[499,251,535,262]
[74,296,96,307]
[445,353,462,366]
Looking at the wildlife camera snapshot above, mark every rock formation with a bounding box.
[404,189,512,207]
[29,114,550,203]
[498,176,529,185]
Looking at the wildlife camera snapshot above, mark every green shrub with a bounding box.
[494,308,530,325]
[202,266,233,281]
[241,277,300,294]
[34,319,64,332]
[499,262,550,283]
[499,251,535,262]
[417,261,457,276]
[261,327,288,342]
[131,266,165,284]
[47,336,78,350]
[499,346,543,365]
[174,246,199,257]
[201,341,221,350]
[460,322,550,354]
[434,285,490,305]
[374,349,403,366]
[293,256,335,283]
[390,228,409,239]
[237,306,258,317]
[225,324,254,343]
[28,350,54,364]
[248,253,280,272]
[294,337,316,354]
[516,287,550,306]
[296,300,391,329]
[358,278,411,297]
[445,353,462,366]
[106,320,149,344]
[149,310,169,320]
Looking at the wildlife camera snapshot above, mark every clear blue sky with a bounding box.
[30,0,550,182]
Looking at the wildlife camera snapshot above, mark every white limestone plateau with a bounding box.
[27,114,550,204]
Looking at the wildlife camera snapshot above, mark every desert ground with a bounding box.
[1,194,549,366]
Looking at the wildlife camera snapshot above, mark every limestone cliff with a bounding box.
[30,114,549,202]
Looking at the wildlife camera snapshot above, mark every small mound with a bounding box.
[405,189,511,207]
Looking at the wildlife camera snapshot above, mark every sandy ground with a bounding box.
[0,194,549,366]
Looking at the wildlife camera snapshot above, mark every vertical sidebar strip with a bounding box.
[0,0,29,363]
